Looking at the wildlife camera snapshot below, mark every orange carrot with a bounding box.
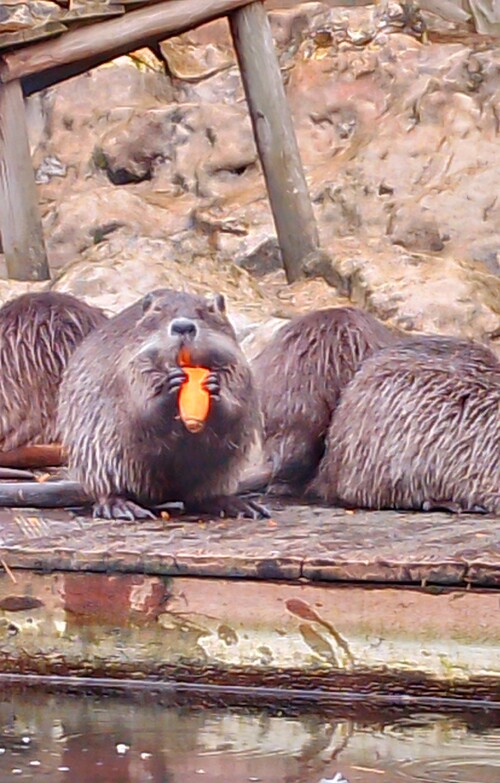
[178,368,211,433]
[178,347,192,367]
[177,348,211,432]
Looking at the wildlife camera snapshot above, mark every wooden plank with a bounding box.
[0,0,253,83]
[0,480,86,506]
[0,570,497,699]
[0,469,35,481]
[0,502,497,587]
[0,444,65,469]
[229,2,319,282]
[0,77,49,280]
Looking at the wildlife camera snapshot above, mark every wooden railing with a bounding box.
[0,0,319,282]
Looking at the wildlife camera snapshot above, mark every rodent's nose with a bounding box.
[169,317,198,338]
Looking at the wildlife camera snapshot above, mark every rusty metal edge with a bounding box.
[0,672,498,712]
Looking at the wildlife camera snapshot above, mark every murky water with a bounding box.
[0,688,498,783]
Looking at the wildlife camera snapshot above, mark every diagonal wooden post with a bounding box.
[0,77,49,280]
[229,1,319,283]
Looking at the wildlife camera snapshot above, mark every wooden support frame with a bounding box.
[0,0,319,282]
[0,0,254,84]
[0,77,49,281]
[230,3,319,282]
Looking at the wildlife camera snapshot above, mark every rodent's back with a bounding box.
[251,307,399,489]
[312,338,500,513]
[0,291,107,450]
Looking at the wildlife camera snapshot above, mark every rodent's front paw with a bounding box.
[167,366,187,395]
[202,371,221,400]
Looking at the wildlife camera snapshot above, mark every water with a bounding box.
[0,688,498,783]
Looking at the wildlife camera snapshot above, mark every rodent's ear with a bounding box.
[142,292,155,314]
[207,293,226,315]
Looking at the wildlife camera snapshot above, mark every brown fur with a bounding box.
[246,307,399,493]
[58,289,264,520]
[0,291,107,452]
[310,336,500,514]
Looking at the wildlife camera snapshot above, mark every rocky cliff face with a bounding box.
[2,2,499,354]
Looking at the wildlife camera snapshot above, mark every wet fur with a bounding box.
[249,308,398,491]
[58,289,260,515]
[311,336,500,514]
[0,291,107,451]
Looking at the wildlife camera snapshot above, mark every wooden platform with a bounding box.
[0,501,498,706]
[0,501,498,586]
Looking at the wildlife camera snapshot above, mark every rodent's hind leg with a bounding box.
[186,494,270,520]
[238,467,273,494]
[93,496,157,521]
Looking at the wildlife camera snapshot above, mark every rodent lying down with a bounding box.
[310,336,500,514]
[240,306,399,495]
[0,290,107,454]
[242,305,499,515]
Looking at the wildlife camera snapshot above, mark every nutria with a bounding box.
[57,288,266,520]
[0,291,107,458]
[240,307,399,494]
[310,336,500,514]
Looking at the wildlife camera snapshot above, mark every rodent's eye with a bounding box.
[142,293,155,314]
[207,293,226,315]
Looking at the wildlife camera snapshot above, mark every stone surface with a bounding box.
[51,233,275,331]
[0,1,62,33]
[388,206,445,253]
[318,236,500,349]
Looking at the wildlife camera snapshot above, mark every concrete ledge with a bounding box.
[0,570,498,704]
[0,502,498,703]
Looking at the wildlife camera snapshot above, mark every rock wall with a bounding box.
[2,2,499,352]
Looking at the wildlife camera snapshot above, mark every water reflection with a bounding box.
[0,689,498,783]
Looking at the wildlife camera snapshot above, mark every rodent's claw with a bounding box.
[167,366,187,395]
[468,504,489,514]
[93,497,157,521]
[186,494,271,520]
[239,498,271,519]
[422,498,462,514]
[422,498,489,514]
[203,371,221,399]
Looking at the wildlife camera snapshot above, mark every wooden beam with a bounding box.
[0,444,65,469]
[0,78,49,281]
[0,0,252,85]
[0,481,88,508]
[0,468,35,481]
[229,2,319,282]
